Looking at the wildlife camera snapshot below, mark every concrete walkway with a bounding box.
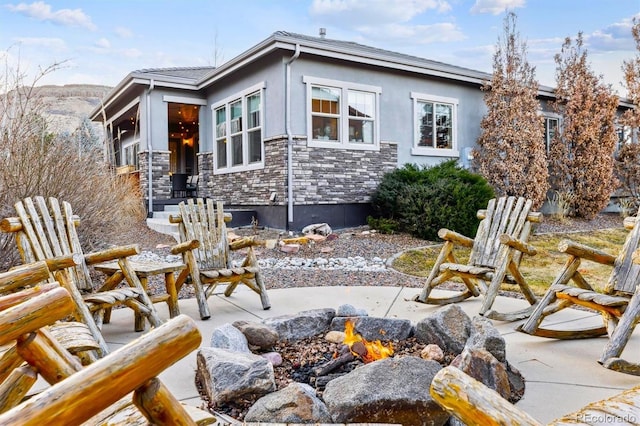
[101,286,640,424]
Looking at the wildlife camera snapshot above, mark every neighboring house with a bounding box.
[90,30,631,230]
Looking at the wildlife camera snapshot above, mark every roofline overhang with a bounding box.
[90,73,201,121]
[197,32,497,89]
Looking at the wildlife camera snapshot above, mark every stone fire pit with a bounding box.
[196,304,524,425]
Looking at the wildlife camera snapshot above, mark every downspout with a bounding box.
[146,79,155,217]
[285,44,300,227]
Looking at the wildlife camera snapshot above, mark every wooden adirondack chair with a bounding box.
[169,198,270,320]
[431,365,640,426]
[0,196,162,357]
[519,210,640,375]
[413,196,543,321]
[0,266,214,425]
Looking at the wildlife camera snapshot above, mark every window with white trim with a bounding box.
[411,92,458,157]
[304,76,380,150]
[212,83,264,173]
[543,115,560,153]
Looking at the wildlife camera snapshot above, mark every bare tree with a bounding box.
[549,33,619,219]
[473,12,549,208]
[615,17,640,207]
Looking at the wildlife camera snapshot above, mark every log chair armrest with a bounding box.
[170,239,200,255]
[437,228,474,248]
[558,239,616,266]
[499,234,537,256]
[45,254,82,272]
[229,236,267,251]
[169,212,233,224]
[430,366,542,426]
[84,244,140,266]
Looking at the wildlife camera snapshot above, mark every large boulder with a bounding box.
[323,357,449,425]
[263,308,335,341]
[467,316,506,362]
[451,348,511,400]
[244,382,332,423]
[414,305,473,354]
[232,320,279,350]
[330,316,413,341]
[196,348,275,406]
[209,323,250,353]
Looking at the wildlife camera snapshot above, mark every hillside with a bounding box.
[34,84,113,134]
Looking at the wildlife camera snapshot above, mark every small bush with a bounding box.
[366,216,398,234]
[370,161,494,240]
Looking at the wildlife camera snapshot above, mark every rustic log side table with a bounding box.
[94,260,186,323]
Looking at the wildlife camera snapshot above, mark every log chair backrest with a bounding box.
[605,206,640,295]
[469,196,534,268]
[5,196,92,291]
[177,198,229,270]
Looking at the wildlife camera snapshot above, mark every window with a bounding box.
[616,124,632,151]
[304,76,380,150]
[122,142,139,168]
[411,93,458,157]
[212,83,264,173]
[543,115,560,153]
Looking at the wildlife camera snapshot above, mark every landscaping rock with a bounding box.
[336,303,368,317]
[451,348,511,400]
[280,243,300,254]
[196,347,275,406]
[325,330,345,343]
[421,344,445,362]
[263,308,336,341]
[209,323,250,353]
[323,357,449,425]
[414,305,473,354]
[302,223,332,236]
[244,382,332,423]
[232,320,279,350]
[260,352,283,367]
[330,316,413,341]
[467,316,506,362]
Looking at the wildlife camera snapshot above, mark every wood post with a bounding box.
[430,366,542,426]
[0,315,201,426]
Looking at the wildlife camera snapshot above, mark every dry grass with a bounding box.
[392,227,629,296]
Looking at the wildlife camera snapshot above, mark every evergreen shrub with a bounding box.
[369,160,494,240]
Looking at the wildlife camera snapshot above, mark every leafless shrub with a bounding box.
[0,48,145,267]
[547,190,576,223]
[618,197,636,218]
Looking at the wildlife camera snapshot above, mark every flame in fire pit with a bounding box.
[343,319,393,363]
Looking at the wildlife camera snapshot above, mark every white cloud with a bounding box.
[358,22,465,44]
[310,0,451,24]
[94,38,111,49]
[115,26,133,39]
[585,16,637,53]
[14,36,66,50]
[6,1,97,30]
[470,0,525,15]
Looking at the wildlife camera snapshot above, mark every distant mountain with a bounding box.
[33,84,113,134]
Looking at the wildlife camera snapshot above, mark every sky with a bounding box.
[1,0,639,97]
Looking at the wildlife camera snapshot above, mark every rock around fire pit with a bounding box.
[195,304,525,425]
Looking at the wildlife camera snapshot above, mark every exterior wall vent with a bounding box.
[319,28,326,38]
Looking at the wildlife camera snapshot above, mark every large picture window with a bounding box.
[411,92,458,157]
[304,76,380,150]
[212,83,264,173]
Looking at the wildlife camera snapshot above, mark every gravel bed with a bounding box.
[116,213,626,298]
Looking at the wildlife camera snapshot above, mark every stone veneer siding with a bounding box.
[139,150,171,201]
[197,136,397,207]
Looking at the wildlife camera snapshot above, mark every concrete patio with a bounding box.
[100,285,640,424]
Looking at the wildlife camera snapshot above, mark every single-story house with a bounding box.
[90,30,633,230]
